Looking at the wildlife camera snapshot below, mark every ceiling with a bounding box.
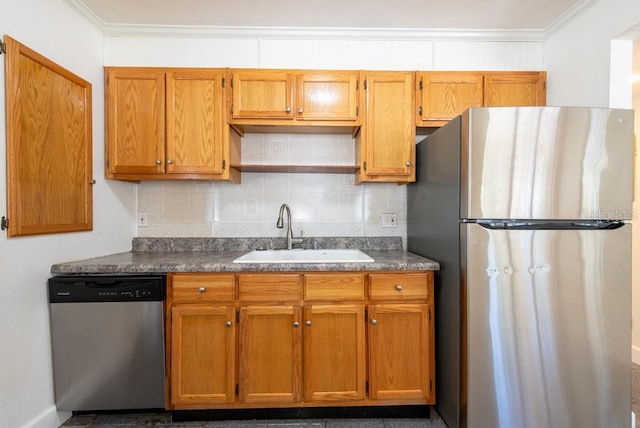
[76,0,588,31]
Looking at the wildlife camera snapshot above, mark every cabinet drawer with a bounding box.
[238,274,301,302]
[369,273,429,301]
[171,274,235,303]
[304,273,365,301]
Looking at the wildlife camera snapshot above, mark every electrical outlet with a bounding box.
[138,212,148,227]
[382,213,397,228]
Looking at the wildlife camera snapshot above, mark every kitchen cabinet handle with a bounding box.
[225,321,232,327]
[305,320,312,327]
[155,160,162,165]
[166,159,173,165]
[285,106,292,113]
[396,284,403,291]
[371,319,378,325]
[88,179,96,185]
[298,107,303,114]
[293,322,300,328]
[405,161,412,166]
[198,287,206,293]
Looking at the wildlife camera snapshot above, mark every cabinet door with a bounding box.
[417,72,483,127]
[170,305,235,406]
[359,71,415,182]
[368,303,433,402]
[231,70,293,119]
[484,72,546,107]
[166,70,224,174]
[239,305,302,404]
[105,68,165,175]
[304,304,366,402]
[295,71,359,121]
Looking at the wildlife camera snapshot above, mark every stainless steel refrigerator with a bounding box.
[407,107,633,428]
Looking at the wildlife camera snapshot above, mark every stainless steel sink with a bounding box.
[232,249,374,264]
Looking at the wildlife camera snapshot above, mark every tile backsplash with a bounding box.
[137,133,407,245]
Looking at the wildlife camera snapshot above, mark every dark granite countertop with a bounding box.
[50,237,440,274]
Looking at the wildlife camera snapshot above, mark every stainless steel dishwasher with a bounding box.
[48,275,166,411]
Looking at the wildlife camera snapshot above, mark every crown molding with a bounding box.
[67,0,604,42]
[99,24,545,42]
[545,0,600,37]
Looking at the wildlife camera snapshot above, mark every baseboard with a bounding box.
[22,405,71,428]
[633,345,640,365]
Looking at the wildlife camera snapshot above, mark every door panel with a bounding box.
[464,223,631,428]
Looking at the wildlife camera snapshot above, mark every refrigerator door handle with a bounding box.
[473,220,626,230]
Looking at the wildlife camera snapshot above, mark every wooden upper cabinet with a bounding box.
[105,68,166,175]
[357,71,415,183]
[416,72,484,127]
[229,69,360,126]
[5,36,93,237]
[166,70,224,174]
[484,72,547,107]
[231,70,293,120]
[105,67,238,181]
[295,71,359,121]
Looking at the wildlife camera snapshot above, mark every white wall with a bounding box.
[0,1,136,427]
[103,33,544,243]
[545,0,640,363]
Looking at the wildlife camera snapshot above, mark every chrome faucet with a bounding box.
[276,203,303,250]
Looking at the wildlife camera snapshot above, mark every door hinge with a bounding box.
[222,77,226,88]
[230,103,233,113]
[365,381,369,394]
[1,216,8,231]
[356,106,359,116]
[428,308,431,321]
[543,81,547,90]
[222,159,226,170]
[0,39,6,55]
[418,106,423,116]
[419,79,423,91]
[235,383,239,396]
[363,79,367,90]
[236,311,240,323]
[429,380,433,392]
[230,77,233,88]
[356,79,359,90]
[363,161,367,171]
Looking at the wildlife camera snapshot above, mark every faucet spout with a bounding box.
[276,203,302,250]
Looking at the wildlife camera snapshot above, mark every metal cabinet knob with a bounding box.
[396,284,403,291]
[88,179,96,185]
[405,161,412,166]
[225,321,232,327]
[298,107,303,114]
[285,106,292,112]
[293,322,300,328]
[198,287,206,293]
[371,319,378,325]
[166,159,173,164]
[155,160,162,165]
[305,320,312,327]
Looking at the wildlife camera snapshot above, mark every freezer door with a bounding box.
[463,223,631,428]
[462,107,633,220]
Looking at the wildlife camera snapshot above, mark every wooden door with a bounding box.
[231,70,293,119]
[238,305,302,404]
[303,304,366,402]
[166,69,224,174]
[105,68,165,175]
[4,35,93,236]
[170,305,235,406]
[417,72,483,127]
[359,71,415,182]
[368,303,432,402]
[295,71,359,121]
[483,72,546,107]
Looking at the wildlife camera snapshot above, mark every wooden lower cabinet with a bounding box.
[239,305,302,404]
[167,271,434,410]
[170,305,235,406]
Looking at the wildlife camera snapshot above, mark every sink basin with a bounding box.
[233,249,374,264]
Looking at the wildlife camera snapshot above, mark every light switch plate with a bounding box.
[382,213,397,228]
[138,212,148,227]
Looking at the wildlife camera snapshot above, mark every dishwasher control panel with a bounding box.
[49,275,166,303]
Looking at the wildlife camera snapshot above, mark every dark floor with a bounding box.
[62,363,640,427]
